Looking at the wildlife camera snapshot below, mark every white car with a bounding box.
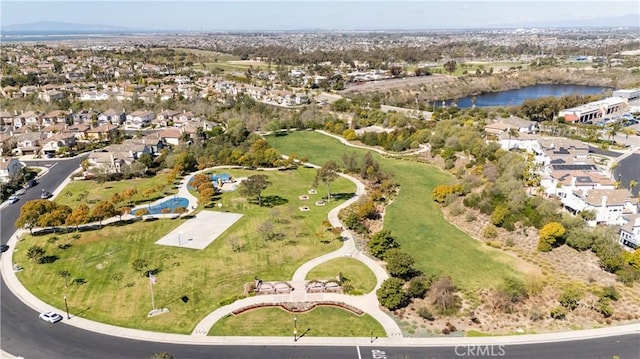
[7,195,19,204]
[39,311,63,323]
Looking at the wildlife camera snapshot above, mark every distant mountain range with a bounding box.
[1,21,137,33]
[2,15,639,33]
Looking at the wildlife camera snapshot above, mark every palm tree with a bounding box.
[606,121,623,143]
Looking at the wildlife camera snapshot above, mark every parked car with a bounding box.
[0,244,9,253]
[25,179,38,189]
[7,195,19,204]
[39,311,63,323]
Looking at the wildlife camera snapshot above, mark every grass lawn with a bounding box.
[267,131,520,290]
[208,306,386,337]
[306,257,377,294]
[14,168,355,334]
[54,172,177,208]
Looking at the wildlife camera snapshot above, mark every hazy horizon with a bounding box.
[2,1,639,31]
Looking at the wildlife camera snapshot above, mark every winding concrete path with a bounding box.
[191,163,403,337]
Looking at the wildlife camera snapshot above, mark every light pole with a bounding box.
[63,295,70,319]
[293,316,297,342]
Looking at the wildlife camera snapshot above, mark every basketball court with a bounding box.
[155,210,243,249]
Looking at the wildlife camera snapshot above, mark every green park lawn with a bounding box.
[306,257,377,295]
[208,306,386,337]
[267,131,520,290]
[14,167,355,334]
[54,172,177,208]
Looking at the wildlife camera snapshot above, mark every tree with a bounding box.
[91,201,117,227]
[368,230,399,259]
[238,174,271,206]
[537,221,565,252]
[15,199,58,233]
[313,160,338,201]
[174,151,197,174]
[66,204,91,231]
[26,245,46,262]
[385,248,416,280]
[443,60,457,74]
[376,277,410,310]
[431,276,461,315]
[39,206,72,232]
[131,259,149,277]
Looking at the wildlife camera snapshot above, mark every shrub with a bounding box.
[529,306,545,321]
[537,222,565,252]
[483,224,498,239]
[549,306,567,320]
[417,307,434,321]
[500,277,528,303]
[598,298,614,318]
[376,278,410,311]
[449,202,465,216]
[385,249,417,280]
[368,230,399,259]
[464,211,477,222]
[559,287,582,311]
[407,276,430,298]
[600,286,619,301]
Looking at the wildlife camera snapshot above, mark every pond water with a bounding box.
[444,84,611,108]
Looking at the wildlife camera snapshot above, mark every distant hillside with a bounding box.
[492,14,640,28]
[1,21,137,33]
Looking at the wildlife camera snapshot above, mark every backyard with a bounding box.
[14,167,358,334]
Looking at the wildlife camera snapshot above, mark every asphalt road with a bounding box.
[1,157,85,246]
[2,156,639,359]
[614,153,640,197]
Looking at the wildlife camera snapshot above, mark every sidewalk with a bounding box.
[1,147,639,353]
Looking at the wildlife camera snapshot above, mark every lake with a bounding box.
[444,84,611,108]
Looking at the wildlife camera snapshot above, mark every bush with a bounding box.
[368,230,399,259]
[537,222,565,252]
[558,287,582,311]
[600,286,619,301]
[407,276,430,298]
[549,306,567,320]
[417,307,434,321]
[500,277,528,303]
[376,278,410,311]
[598,298,614,318]
[449,202,465,216]
[483,224,498,239]
[385,249,417,280]
[529,306,545,321]
[464,211,477,222]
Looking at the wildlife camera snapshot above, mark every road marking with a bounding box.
[356,345,361,359]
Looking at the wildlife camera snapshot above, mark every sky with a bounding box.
[1,0,639,31]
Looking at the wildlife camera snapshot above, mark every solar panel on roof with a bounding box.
[552,164,597,171]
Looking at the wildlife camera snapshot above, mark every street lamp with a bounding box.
[293,316,298,342]
[63,295,70,319]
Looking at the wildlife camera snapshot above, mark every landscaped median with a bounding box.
[12,166,358,334]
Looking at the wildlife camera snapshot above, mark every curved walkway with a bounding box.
[191,164,403,337]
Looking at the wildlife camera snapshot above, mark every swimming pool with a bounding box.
[131,197,189,215]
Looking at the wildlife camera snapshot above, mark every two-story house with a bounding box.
[86,124,119,142]
[619,214,640,250]
[0,157,23,183]
[41,132,76,156]
[97,109,125,125]
[14,132,45,156]
[563,188,639,226]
